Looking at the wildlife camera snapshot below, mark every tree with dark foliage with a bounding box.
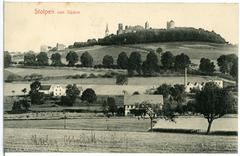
[230,58,238,83]
[4,51,12,68]
[128,51,142,76]
[24,52,36,66]
[217,54,237,74]
[195,82,234,134]
[116,74,128,85]
[51,53,62,66]
[154,83,172,99]
[174,53,191,71]
[117,52,128,69]
[161,51,174,70]
[199,58,215,75]
[102,55,114,68]
[29,81,43,105]
[80,51,93,67]
[107,97,118,115]
[98,27,226,45]
[64,84,80,105]
[142,51,159,76]
[81,88,97,103]
[66,51,79,66]
[36,52,49,66]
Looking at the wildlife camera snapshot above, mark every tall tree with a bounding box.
[117,52,128,69]
[217,54,237,74]
[51,53,62,66]
[80,51,93,67]
[230,58,238,83]
[154,83,172,99]
[161,51,174,70]
[4,51,12,68]
[128,51,142,75]
[116,74,128,85]
[142,51,159,76]
[66,51,79,66]
[174,53,191,71]
[107,97,117,115]
[102,55,114,68]
[195,82,234,134]
[65,84,80,105]
[199,58,215,75]
[29,81,43,105]
[36,52,49,66]
[24,52,36,66]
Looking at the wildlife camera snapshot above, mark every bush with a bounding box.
[80,74,88,78]
[102,71,116,78]
[61,96,73,106]
[24,74,43,81]
[88,73,97,78]
[116,74,128,85]
[5,74,22,82]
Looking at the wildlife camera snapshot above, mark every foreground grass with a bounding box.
[4,116,237,132]
[4,128,237,152]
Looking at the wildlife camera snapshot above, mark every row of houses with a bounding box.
[38,84,163,116]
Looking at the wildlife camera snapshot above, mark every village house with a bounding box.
[124,94,164,116]
[39,84,66,97]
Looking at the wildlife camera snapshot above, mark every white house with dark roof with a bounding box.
[39,84,66,97]
[124,94,164,116]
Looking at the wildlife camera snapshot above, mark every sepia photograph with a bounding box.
[2,2,239,153]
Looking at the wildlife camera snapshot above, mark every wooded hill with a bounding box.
[98,27,227,45]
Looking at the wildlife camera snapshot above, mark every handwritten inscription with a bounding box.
[34,8,80,15]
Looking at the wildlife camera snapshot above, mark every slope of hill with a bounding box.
[57,42,237,66]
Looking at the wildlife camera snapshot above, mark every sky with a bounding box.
[4,3,239,52]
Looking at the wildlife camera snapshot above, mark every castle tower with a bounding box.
[117,23,124,35]
[105,24,109,37]
[167,20,175,29]
[145,21,149,29]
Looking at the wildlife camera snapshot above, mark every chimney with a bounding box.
[184,67,187,87]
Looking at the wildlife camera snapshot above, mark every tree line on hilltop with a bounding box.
[98,28,226,45]
[66,27,227,48]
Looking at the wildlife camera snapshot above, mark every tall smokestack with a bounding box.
[184,67,187,86]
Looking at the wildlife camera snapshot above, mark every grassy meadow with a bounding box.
[61,42,237,65]
[4,115,237,132]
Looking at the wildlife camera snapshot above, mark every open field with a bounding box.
[4,116,237,132]
[4,128,237,152]
[4,67,126,78]
[4,75,217,96]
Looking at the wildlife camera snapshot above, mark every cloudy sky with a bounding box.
[4,3,238,52]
